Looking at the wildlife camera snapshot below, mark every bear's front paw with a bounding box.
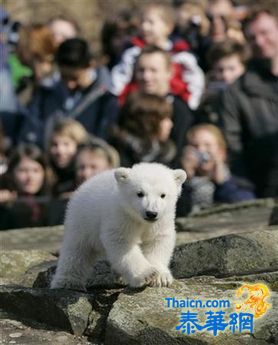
[128,267,159,288]
[149,269,173,287]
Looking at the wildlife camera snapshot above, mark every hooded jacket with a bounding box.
[19,66,119,147]
[110,36,205,110]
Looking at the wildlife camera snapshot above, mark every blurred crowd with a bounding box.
[0,0,277,229]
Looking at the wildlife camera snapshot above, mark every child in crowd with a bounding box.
[197,40,248,124]
[15,24,58,97]
[111,2,205,109]
[47,118,88,197]
[0,144,52,229]
[2,143,50,197]
[207,39,248,85]
[177,124,255,216]
[75,140,119,186]
[20,38,117,146]
[111,92,176,167]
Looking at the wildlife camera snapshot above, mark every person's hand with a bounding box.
[209,154,226,184]
[181,146,200,179]
[0,189,17,203]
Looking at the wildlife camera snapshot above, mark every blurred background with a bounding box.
[4,0,252,52]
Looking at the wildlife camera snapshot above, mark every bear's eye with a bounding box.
[137,191,144,198]
[160,193,166,199]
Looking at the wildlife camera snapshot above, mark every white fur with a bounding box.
[51,163,186,290]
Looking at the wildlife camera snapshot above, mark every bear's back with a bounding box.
[76,169,117,201]
[66,170,119,221]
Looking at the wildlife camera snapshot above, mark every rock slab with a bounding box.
[172,230,278,279]
[106,277,278,345]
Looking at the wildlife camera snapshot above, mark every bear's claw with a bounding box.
[148,270,173,287]
[129,267,159,288]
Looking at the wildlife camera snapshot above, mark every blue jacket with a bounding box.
[176,175,255,217]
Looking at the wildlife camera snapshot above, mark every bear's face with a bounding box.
[115,164,186,223]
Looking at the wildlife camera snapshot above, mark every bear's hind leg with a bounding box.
[51,241,96,291]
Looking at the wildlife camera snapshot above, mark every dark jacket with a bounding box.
[219,61,278,197]
[176,175,255,217]
[50,158,76,197]
[168,95,194,167]
[19,67,119,147]
[0,197,68,230]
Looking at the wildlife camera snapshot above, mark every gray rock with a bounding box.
[0,318,92,345]
[0,250,57,287]
[269,206,278,226]
[33,264,56,288]
[225,271,278,291]
[0,285,122,342]
[84,288,122,341]
[0,286,94,336]
[106,277,277,345]
[33,260,125,290]
[172,230,278,279]
[0,225,63,251]
[176,199,277,244]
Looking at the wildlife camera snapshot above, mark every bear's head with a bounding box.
[114,163,186,223]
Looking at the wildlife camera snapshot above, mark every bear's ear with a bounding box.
[114,168,131,183]
[173,169,187,186]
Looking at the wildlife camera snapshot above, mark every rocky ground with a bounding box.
[0,199,277,344]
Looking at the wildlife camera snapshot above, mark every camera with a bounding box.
[198,151,211,164]
[192,148,211,165]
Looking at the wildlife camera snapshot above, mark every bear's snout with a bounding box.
[145,210,158,222]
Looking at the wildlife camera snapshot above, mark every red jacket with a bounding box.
[111,36,205,109]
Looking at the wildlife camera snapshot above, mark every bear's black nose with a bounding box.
[145,211,158,220]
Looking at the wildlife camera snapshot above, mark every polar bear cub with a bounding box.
[51,163,186,290]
